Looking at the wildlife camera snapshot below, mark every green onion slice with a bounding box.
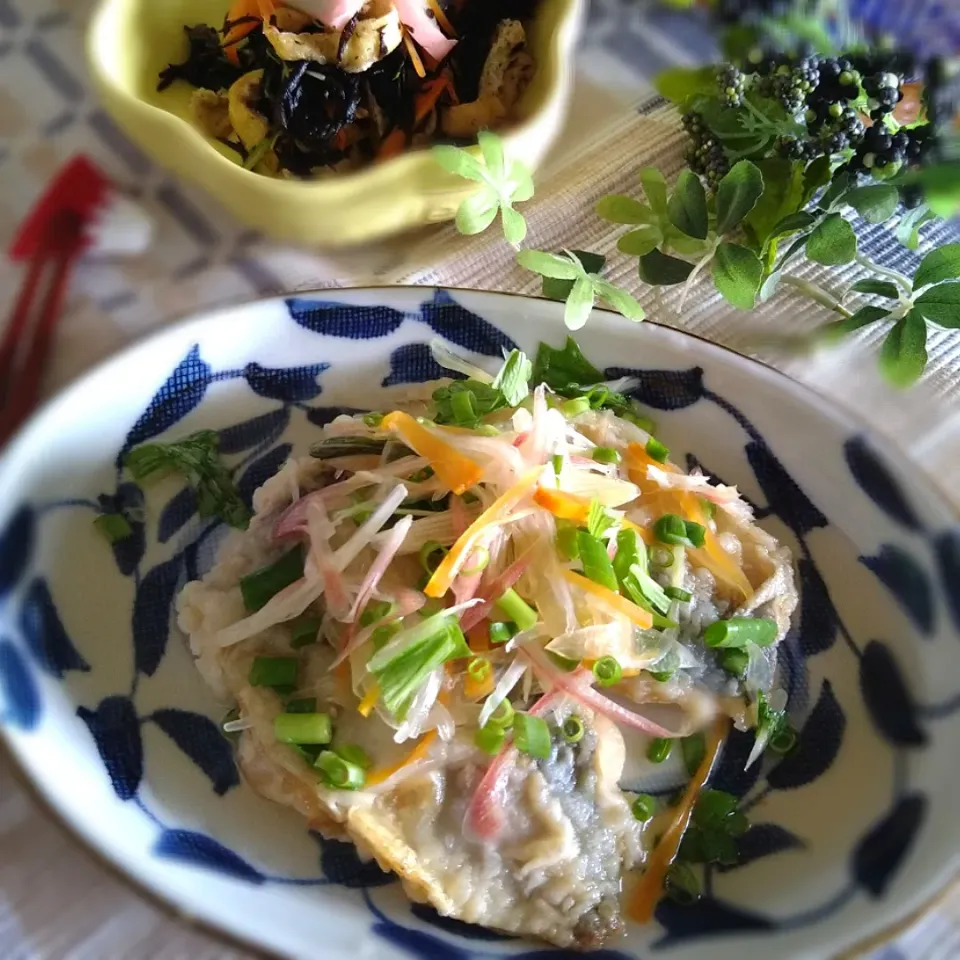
[494,588,538,632]
[290,616,322,649]
[240,547,305,612]
[273,712,332,745]
[561,397,591,418]
[460,546,490,576]
[488,621,517,645]
[475,724,506,755]
[645,437,669,463]
[647,737,672,763]
[704,617,778,649]
[336,744,372,769]
[592,656,622,687]
[486,698,515,729]
[591,446,621,465]
[514,712,552,759]
[419,540,448,574]
[631,793,657,821]
[562,714,585,743]
[248,657,299,689]
[467,657,491,683]
[577,530,619,591]
[315,750,366,790]
[664,586,692,602]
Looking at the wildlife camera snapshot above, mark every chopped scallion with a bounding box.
[665,586,692,603]
[591,446,621,465]
[494,588,538,632]
[290,616,322,649]
[419,540,447,574]
[451,389,477,425]
[648,667,675,682]
[486,698,515,729]
[561,397,591,417]
[362,412,384,428]
[336,744,372,769]
[577,530,619,591]
[551,453,564,476]
[468,657,491,683]
[249,657,299,690]
[681,732,706,776]
[719,648,748,677]
[769,727,797,755]
[631,793,657,821]
[372,622,401,651]
[562,714,585,743]
[460,546,490,576]
[684,520,706,548]
[514,712,552,759]
[592,656,622,686]
[273,712,332,745]
[647,737,672,763]
[488,621,517,645]
[645,437,669,463]
[360,600,394,627]
[241,547,305,612]
[704,617,778,649]
[698,497,716,521]
[475,724,506,755]
[315,750,366,790]
[556,522,580,560]
[649,546,674,567]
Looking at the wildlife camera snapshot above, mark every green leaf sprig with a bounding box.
[432,131,533,244]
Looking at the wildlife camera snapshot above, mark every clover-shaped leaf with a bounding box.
[433,132,533,244]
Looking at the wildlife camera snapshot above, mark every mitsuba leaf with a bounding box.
[913,243,960,290]
[744,159,805,248]
[850,279,901,300]
[817,305,890,344]
[879,310,928,388]
[596,195,657,225]
[842,184,900,224]
[714,161,764,235]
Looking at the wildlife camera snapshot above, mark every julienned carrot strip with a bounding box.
[257,0,276,18]
[415,75,453,124]
[625,443,753,602]
[533,486,652,543]
[630,718,727,922]
[380,411,484,496]
[466,621,491,652]
[358,683,379,717]
[223,0,262,64]
[464,668,494,701]
[376,128,407,160]
[366,730,437,786]
[561,569,654,630]
[426,0,457,37]
[426,467,543,598]
[403,30,427,78]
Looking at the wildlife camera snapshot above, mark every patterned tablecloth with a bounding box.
[2,1,960,958]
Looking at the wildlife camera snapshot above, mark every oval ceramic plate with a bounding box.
[1,288,959,960]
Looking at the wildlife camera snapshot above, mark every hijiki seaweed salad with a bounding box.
[122,338,798,948]
[157,0,540,176]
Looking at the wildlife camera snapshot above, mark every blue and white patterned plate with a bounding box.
[1,287,959,960]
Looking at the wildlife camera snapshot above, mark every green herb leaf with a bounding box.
[768,211,818,239]
[655,65,719,105]
[818,171,851,211]
[594,280,646,323]
[880,310,928,388]
[801,155,834,206]
[517,249,581,280]
[902,162,960,218]
[850,279,901,300]
[715,160,764,235]
[492,350,532,406]
[712,242,764,310]
[477,129,506,182]
[842,184,900,224]
[456,188,499,235]
[638,249,694,286]
[913,282,960,327]
[806,213,857,266]
[817,305,891,344]
[431,144,487,182]
[639,167,669,216]
[668,170,709,240]
[587,498,615,540]
[596,195,657,225]
[913,244,960,291]
[531,338,603,392]
[501,205,527,244]
[564,276,595,331]
[896,204,936,251]
[433,381,506,426]
[125,430,249,529]
[743,159,805,248]
[617,225,663,256]
[509,159,535,203]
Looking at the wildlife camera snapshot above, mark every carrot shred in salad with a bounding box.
[162,337,795,929]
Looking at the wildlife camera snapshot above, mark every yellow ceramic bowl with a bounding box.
[87,0,583,247]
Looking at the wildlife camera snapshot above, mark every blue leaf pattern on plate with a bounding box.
[720,823,806,871]
[767,680,845,790]
[420,289,517,356]
[859,641,927,747]
[121,345,212,455]
[218,408,291,454]
[243,363,329,403]
[746,441,828,536]
[796,557,839,657]
[154,829,266,884]
[77,696,143,800]
[150,708,239,795]
[861,545,935,635]
[0,505,34,600]
[844,437,923,532]
[852,793,927,897]
[410,903,516,941]
[372,920,472,960]
[19,578,90,678]
[514,951,634,959]
[382,343,466,387]
[157,487,198,544]
[605,365,705,410]
[103,483,147,576]
[238,444,294,510]
[654,897,774,944]
[0,639,40,730]
[132,554,182,678]
[286,298,406,339]
[311,833,394,888]
[708,726,764,799]
[933,529,960,634]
